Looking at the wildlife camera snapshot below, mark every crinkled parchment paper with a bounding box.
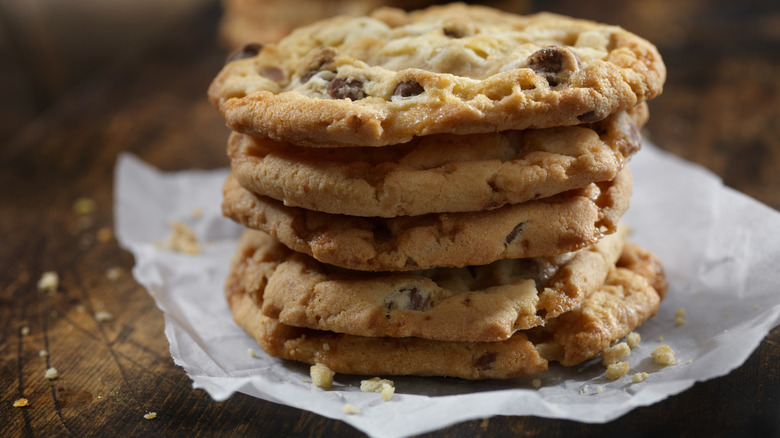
[114,142,780,438]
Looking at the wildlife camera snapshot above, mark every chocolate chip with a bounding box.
[527,46,581,87]
[260,66,285,82]
[393,80,424,98]
[327,77,366,100]
[301,47,337,83]
[403,287,430,311]
[228,43,262,62]
[577,110,606,123]
[475,352,498,370]
[505,222,525,245]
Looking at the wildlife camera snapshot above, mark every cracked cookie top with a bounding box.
[208,3,665,147]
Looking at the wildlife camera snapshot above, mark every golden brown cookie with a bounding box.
[225,237,666,379]
[208,3,665,147]
[222,167,631,271]
[228,104,645,217]
[225,226,626,342]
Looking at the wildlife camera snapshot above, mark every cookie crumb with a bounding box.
[106,267,124,281]
[674,308,686,326]
[164,221,202,255]
[310,363,335,389]
[602,342,630,365]
[322,343,330,351]
[657,335,664,342]
[20,326,30,336]
[97,227,113,243]
[248,348,258,358]
[190,207,204,219]
[652,345,676,365]
[95,311,113,322]
[73,197,97,215]
[144,412,157,420]
[39,349,49,357]
[44,367,59,380]
[724,311,729,318]
[632,372,649,383]
[531,378,542,388]
[596,386,603,394]
[13,398,29,408]
[626,331,641,349]
[380,383,395,401]
[37,272,59,293]
[754,304,760,310]
[360,377,394,392]
[605,361,630,380]
[343,404,360,415]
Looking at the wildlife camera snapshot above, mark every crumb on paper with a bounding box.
[310,363,334,389]
[380,383,395,401]
[39,349,49,357]
[106,267,124,281]
[754,305,760,310]
[626,331,641,349]
[163,221,202,255]
[657,335,664,342]
[596,386,603,394]
[605,361,630,380]
[322,342,330,351]
[343,404,360,415]
[73,197,97,215]
[248,348,258,358]
[21,326,30,336]
[37,272,59,293]
[602,342,630,365]
[44,367,58,380]
[724,311,729,317]
[144,412,157,420]
[360,377,394,393]
[13,398,29,408]
[674,308,687,326]
[360,377,395,401]
[190,207,204,219]
[97,227,113,243]
[632,372,649,383]
[95,311,113,322]
[531,378,542,388]
[652,345,676,365]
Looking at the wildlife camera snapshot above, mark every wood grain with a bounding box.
[2,1,779,437]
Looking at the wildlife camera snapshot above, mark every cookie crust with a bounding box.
[208,4,665,147]
[222,167,631,271]
[225,226,626,342]
[228,104,645,217]
[225,238,666,379]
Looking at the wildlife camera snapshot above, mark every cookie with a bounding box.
[222,167,631,271]
[218,0,454,47]
[208,3,665,147]
[225,225,626,342]
[228,104,645,217]
[226,238,666,379]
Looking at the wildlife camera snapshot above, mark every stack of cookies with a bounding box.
[208,3,668,379]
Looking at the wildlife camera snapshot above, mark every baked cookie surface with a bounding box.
[225,238,666,379]
[222,167,631,271]
[228,105,645,217]
[225,225,626,342]
[208,3,665,147]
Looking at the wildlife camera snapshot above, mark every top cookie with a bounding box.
[208,3,665,147]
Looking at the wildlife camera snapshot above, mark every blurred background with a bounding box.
[1,0,778,207]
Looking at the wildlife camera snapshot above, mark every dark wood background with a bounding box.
[2,0,779,436]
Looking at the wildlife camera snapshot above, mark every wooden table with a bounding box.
[3,1,779,436]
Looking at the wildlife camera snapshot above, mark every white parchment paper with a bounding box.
[114,142,780,438]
